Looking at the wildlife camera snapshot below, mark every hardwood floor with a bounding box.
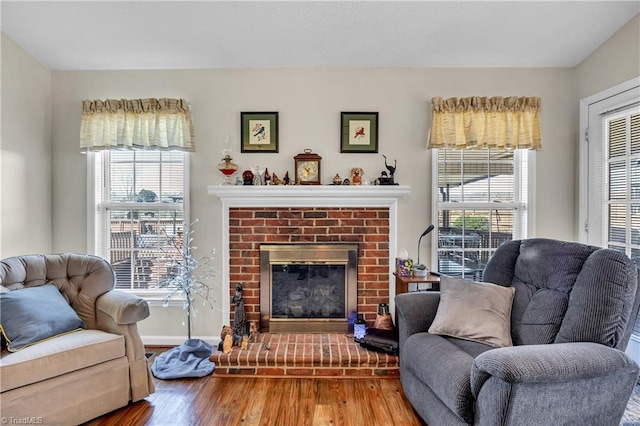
[85,375,425,425]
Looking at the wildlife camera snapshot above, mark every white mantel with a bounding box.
[207,185,411,207]
[207,184,411,318]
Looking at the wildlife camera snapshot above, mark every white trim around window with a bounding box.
[87,150,190,298]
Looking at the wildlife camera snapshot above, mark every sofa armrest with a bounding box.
[395,292,440,355]
[96,290,150,325]
[95,291,154,401]
[471,342,637,391]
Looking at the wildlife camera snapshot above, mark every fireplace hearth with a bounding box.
[260,244,358,333]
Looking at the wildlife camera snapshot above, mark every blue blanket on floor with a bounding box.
[151,338,216,379]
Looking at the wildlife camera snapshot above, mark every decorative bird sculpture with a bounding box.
[383,155,397,181]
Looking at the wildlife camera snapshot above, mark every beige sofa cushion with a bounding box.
[0,329,124,392]
[2,357,130,425]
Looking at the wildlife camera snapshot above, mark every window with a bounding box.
[433,148,530,279]
[605,109,640,265]
[89,150,188,292]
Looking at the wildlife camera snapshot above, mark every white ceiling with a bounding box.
[1,1,639,70]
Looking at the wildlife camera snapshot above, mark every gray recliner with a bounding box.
[396,238,640,426]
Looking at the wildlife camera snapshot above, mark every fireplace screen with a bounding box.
[260,244,358,333]
[271,264,346,319]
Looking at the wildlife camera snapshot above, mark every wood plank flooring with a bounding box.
[83,347,425,426]
[84,376,425,425]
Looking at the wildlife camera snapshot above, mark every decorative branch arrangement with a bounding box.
[158,219,218,339]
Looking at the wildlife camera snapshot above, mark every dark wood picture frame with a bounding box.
[340,112,379,153]
[241,112,279,153]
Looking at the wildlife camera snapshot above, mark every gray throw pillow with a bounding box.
[428,276,516,348]
[0,284,85,352]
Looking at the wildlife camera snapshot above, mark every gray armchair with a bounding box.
[396,238,640,426]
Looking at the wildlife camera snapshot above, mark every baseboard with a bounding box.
[142,335,219,346]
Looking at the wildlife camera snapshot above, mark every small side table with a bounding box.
[394,272,440,295]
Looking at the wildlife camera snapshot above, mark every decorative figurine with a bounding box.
[221,325,232,341]
[283,171,291,185]
[332,174,342,185]
[272,173,282,185]
[223,334,233,354]
[253,166,265,185]
[218,325,233,351]
[350,167,364,185]
[242,170,254,185]
[249,321,258,343]
[264,168,271,185]
[232,283,248,346]
[235,176,243,185]
[241,335,249,350]
[382,155,398,184]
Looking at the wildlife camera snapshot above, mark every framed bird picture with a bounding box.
[241,112,279,153]
[340,112,379,153]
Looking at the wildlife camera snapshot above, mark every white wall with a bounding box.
[0,34,52,258]
[51,67,575,340]
[574,13,640,239]
[5,12,635,341]
[575,14,640,100]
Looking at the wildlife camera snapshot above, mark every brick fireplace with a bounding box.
[208,185,410,330]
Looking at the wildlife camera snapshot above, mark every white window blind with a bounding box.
[433,148,529,279]
[92,150,188,291]
[605,109,640,266]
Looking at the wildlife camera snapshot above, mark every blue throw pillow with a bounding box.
[0,284,85,352]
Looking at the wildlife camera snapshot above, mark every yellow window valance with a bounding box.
[428,96,541,150]
[80,98,195,152]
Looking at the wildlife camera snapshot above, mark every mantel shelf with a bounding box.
[207,184,411,207]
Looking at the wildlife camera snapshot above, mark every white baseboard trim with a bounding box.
[142,335,220,346]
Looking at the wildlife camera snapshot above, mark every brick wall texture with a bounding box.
[228,207,390,328]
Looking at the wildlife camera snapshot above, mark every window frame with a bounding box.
[87,150,190,302]
[579,77,640,349]
[579,77,640,245]
[431,148,535,278]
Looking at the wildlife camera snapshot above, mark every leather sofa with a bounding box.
[0,253,155,424]
[397,238,640,425]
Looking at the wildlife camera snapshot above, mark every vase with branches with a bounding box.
[158,219,217,339]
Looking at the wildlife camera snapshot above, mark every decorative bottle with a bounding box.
[217,134,239,185]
